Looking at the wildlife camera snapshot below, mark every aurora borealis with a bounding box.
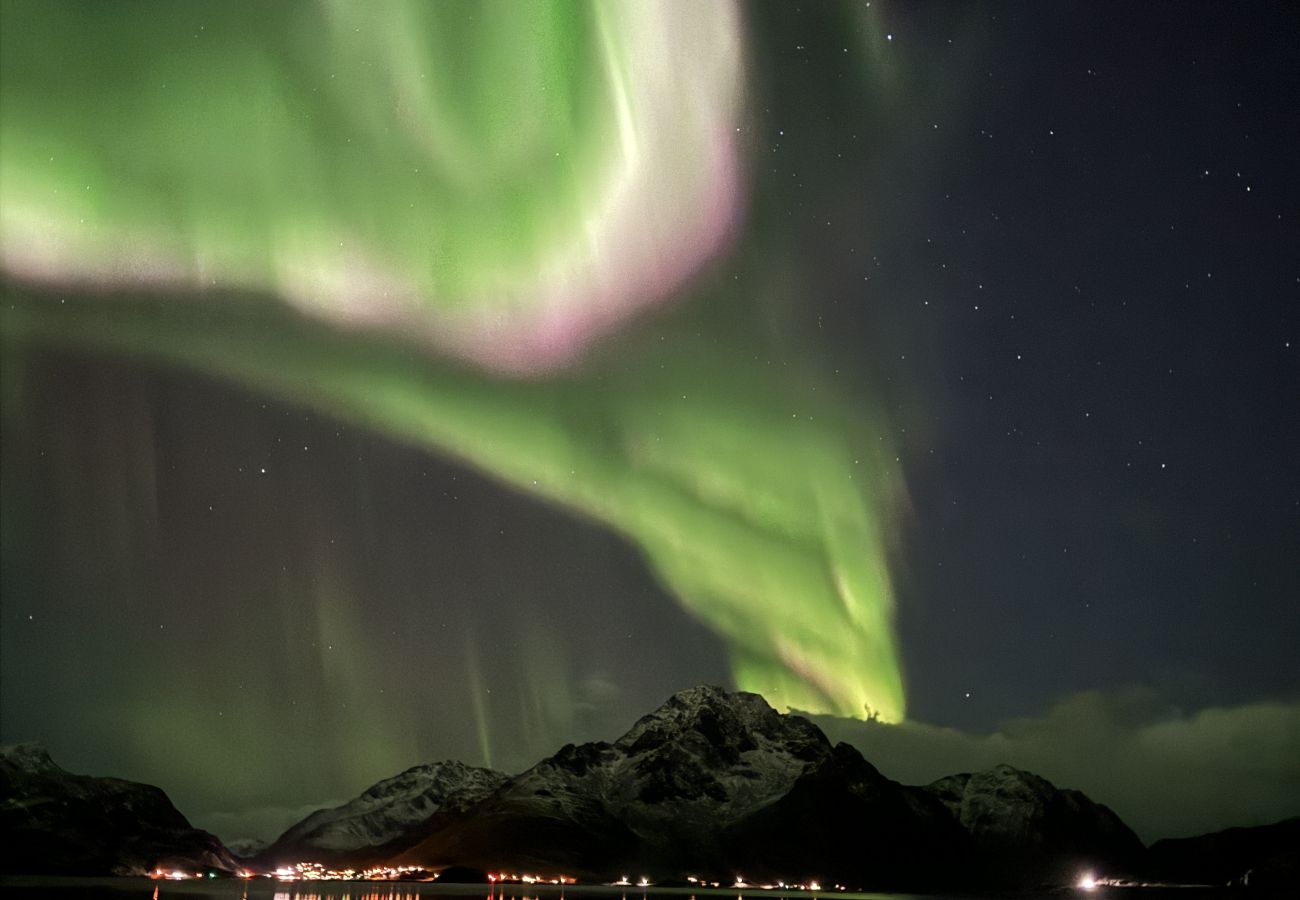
[2,0,1297,845]
[1,1,746,374]
[0,0,904,723]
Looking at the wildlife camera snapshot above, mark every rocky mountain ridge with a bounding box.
[387,686,1134,888]
[926,764,1144,887]
[259,759,508,866]
[395,685,856,878]
[4,687,1294,887]
[0,742,236,876]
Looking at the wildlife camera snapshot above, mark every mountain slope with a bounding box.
[1146,817,1300,887]
[261,760,508,866]
[0,743,236,876]
[926,764,1144,887]
[397,685,968,886]
[722,741,973,887]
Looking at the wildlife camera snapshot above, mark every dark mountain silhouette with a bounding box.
[0,743,236,876]
[1146,816,1300,888]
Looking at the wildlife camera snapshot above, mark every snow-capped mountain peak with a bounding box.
[265,759,507,859]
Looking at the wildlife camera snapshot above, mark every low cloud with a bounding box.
[811,687,1300,843]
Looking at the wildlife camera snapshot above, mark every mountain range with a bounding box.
[0,742,235,876]
[3,685,1294,888]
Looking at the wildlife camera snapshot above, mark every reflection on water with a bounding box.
[2,880,1255,900]
[263,890,579,900]
[0,881,913,900]
[273,892,425,900]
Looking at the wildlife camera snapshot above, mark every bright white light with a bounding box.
[1078,872,1097,891]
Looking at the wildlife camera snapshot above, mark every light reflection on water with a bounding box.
[0,881,917,900]
[272,892,426,900]
[15,879,1217,900]
[270,889,438,900]
[234,892,857,900]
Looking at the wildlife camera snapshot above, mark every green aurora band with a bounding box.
[0,0,907,721]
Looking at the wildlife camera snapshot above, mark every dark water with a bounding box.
[0,879,1254,900]
[0,880,986,900]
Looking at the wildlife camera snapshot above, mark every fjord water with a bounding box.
[0,880,1015,900]
[0,881,1245,900]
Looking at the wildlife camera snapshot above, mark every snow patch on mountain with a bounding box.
[271,760,508,854]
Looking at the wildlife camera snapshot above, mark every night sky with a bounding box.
[2,1,1297,846]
